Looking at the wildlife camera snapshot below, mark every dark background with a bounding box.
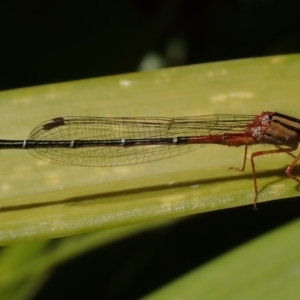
[2,1,300,299]
[1,1,300,91]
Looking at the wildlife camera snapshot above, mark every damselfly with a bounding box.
[1,111,299,208]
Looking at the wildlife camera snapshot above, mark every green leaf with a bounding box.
[0,223,164,300]
[0,54,299,244]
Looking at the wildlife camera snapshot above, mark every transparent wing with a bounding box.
[27,115,255,167]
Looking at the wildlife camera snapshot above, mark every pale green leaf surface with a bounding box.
[0,55,299,244]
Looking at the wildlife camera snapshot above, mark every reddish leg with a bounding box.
[285,153,300,183]
[229,145,249,172]
[250,145,298,209]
